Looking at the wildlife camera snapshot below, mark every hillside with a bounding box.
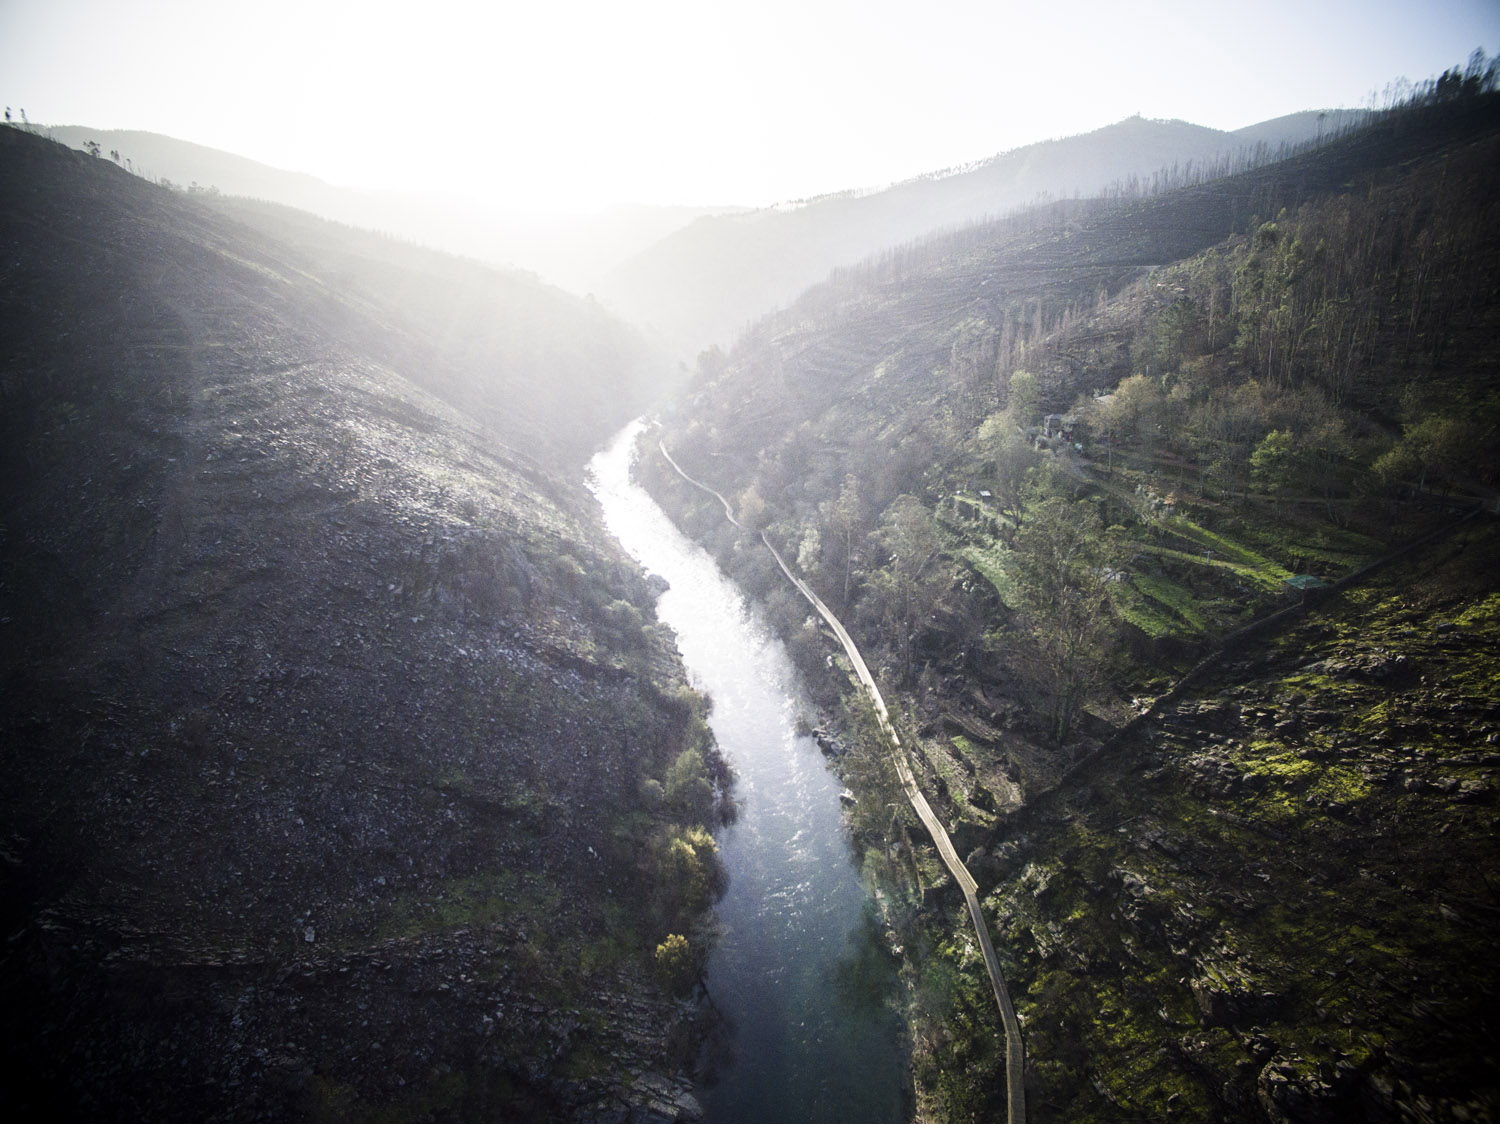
[42,126,732,291]
[0,126,718,1122]
[598,111,1364,359]
[933,522,1500,1121]
[189,193,668,467]
[641,86,1500,1122]
[645,90,1500,728]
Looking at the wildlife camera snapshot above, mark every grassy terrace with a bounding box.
[945,482,1375,645]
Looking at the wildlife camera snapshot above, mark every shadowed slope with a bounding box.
[1,126,714,1122]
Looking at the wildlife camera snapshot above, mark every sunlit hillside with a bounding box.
[643,82,1500,1122]
[597,111,1368,359]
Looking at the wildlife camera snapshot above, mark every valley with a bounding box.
[4,54,1499,1124]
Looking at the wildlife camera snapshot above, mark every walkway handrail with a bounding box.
[658,441,742,528]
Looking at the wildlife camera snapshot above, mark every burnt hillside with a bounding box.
[663,91,1500,497]
[599,111,1368,360]
[0,126,713,1122]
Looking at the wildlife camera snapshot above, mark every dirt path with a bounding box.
[658,438,1026,1124]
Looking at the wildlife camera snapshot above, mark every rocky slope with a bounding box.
[938,520,1500,1122]
[1,125,716,1121]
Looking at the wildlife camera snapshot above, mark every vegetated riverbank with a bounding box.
[635,430,1014,1119]
[636,423,1500,1122]
[633,82,1500,1122]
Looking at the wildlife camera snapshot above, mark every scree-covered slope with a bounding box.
[1,126,719,1122]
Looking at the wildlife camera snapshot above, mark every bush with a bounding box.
[664,747,715,823]
[654,933,700,994]
[651,825,723,927]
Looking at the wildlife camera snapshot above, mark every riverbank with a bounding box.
[589,423,909,1124]
[637,418,1500,1122]
[638,427,1022,1119]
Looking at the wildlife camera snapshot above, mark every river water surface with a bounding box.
[588,421,907,1124]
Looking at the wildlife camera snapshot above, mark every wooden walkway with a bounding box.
[659,440,1026,1124]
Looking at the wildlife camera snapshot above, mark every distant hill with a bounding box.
[0,124,718,1121]
[1227,107,1369,150]
[44,126,344,206]
[597,111,1367,359]
[42,126,735,290]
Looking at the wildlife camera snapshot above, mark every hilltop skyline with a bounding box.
[3,0,1497,211]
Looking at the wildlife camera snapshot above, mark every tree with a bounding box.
[736,484,769,532]
[796,525,822,576]
[976,413,1038,528]
[1113,373,1167,446]
[664,747,715,824]
[1005,369,1040,426]
[1250,428,1295,500]
[1303,415,1355,522]
[1008,496,1117,746]
[651,825,722,928]
[1085,392,1124,474]
[1152,296,1201,372]
[863,496,950,683]
[654,933,702,994]
[1374,413,1487,501]
[822,474,863,606]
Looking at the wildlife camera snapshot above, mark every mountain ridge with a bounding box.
[41,125,741,291]
[597,111,1367,358]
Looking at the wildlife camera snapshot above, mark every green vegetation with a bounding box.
[654,933,702,995]
[957,542,1020,608]
[643,74,1500,1124]
[652,84,1500,771]
[1127,570,1209,634]
[915,524,1500,1120]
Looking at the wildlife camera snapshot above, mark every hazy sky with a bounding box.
[3,0,1496,210]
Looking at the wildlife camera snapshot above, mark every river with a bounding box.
[588,421,908,1124]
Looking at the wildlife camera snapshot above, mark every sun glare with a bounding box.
[2,0,1496,207]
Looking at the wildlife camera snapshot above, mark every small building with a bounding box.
[1043,413,1079,440]
[1283,574,1330,602]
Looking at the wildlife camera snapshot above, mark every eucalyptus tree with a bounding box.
[1007,494,1117,746]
